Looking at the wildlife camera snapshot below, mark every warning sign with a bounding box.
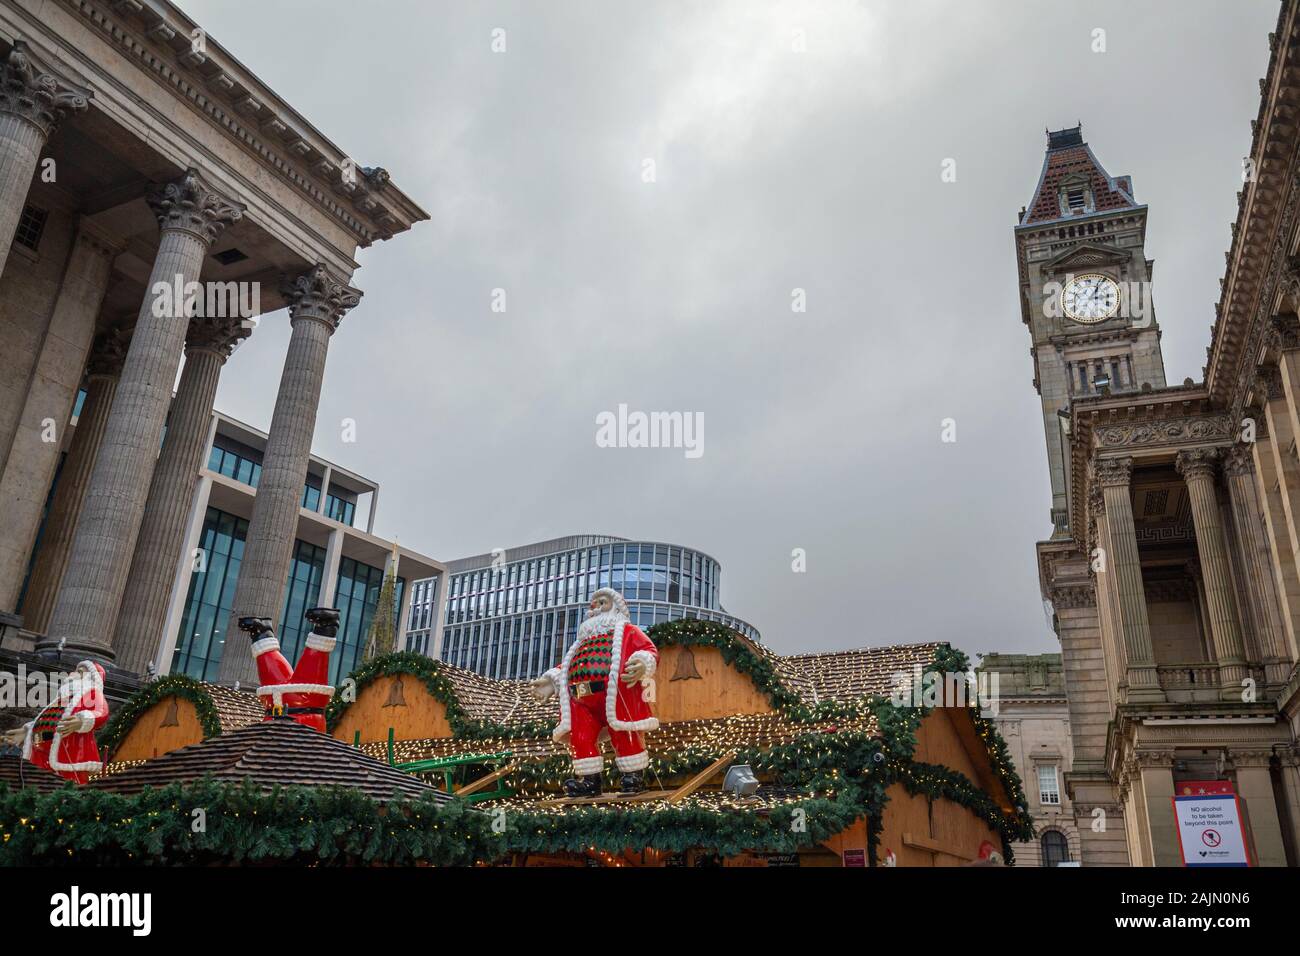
[1172,793,1250,867]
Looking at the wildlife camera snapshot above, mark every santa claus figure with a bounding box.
[0,660,109,785]
[242,606,339,732]
[529,587,658,796]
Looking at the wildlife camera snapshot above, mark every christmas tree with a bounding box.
[364,540,400,661]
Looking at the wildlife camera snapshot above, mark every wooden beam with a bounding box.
[538,790,675,807]
[454,762,520,797]
[903,831,975,862]
[667,751,736,806]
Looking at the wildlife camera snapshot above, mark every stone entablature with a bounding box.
[0,0,427,277]
[1207,3,1300,415]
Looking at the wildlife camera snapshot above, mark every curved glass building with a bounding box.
[409,534,759,680]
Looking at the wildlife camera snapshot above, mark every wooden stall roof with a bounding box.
[341,638,945,733]
[205,683,265,732]
[92,719,444,802]
[358,710,882,769]
[775,642,946,704]
[0,754,66,793]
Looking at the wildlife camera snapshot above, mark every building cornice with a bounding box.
[1208,1,1300,412]
[55,0,428,249]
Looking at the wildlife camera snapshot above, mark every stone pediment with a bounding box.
[1042,242,1128,275]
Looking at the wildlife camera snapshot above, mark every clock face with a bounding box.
[1061,273,1120,323]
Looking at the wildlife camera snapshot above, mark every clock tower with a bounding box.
[1014,125,1167,537]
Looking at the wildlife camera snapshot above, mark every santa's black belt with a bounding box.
[265,706,326,716]
[569,680,606,698]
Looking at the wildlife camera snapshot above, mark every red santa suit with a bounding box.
[251,627,336,732]
[20,661,109,785]
[540,608,658,776]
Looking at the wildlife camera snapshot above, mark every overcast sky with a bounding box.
[181,0,1277,658]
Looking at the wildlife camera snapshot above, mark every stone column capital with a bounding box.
[1175,447,1220,482]
[186,314,250,360]
[147,169,244,245]
[1267,313,1300,352]
[1254,365,1284,401]
[1133,749,1176,769]
[1094,456,1133,489]
[84,326,129,380]
[281,264,362,332]
[1226,748,1276,769]
[0,40,91,138]
[1223,442,1256,477]
[73,219,124,261]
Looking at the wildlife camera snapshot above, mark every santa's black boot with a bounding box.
[563,773,602,797]
[619,771,645,794]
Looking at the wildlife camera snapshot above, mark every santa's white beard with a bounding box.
[578,609,627,641]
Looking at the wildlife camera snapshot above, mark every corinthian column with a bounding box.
[218,265,361,685]
[1176,448,1248,698]
[18,328,128,634]
[0,41,90,268]
[0,221,119,609]
[112,315,251,674]
[1095,456,1163,701]
[1224,444,1291,685]
[41,170,243,660]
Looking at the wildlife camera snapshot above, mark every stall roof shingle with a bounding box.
[92,718,442,801]
[0,754,67,793]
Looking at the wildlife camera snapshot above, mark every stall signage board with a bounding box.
[1172,793,1250,867]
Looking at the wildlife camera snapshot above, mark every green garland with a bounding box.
[0,778,487,867]
[495,791,873,859]
[96,675,223,759]
[62,636,1032,866]
[324,651,551,740]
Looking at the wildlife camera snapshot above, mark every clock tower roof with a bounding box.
[1019,124,1139,226]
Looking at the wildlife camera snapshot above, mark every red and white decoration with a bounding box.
[252,628,336,732]
[534,588,658,775]
[18,660,109,785]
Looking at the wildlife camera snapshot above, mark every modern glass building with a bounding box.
[405,534,759,681]
[156,411,443,683]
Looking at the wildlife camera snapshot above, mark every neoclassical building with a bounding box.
[977,654,1079,867]
[1027,1,1300,867]
[0,0,426,690]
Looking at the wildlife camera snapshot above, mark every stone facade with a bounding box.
[0,1,427,687]
[977,654,1080,866]
[1021,1,1300,867]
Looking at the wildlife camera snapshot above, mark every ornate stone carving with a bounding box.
[146,169,245,245]
[1093,456,1133,489]
[0,40,92,137]
[1094,416,1235,448]
[186,314,251,359]
[1223,442,1256,477]
[1175,447,1221,481]
[1087,483,1104,518]
[84,326,129,379]
[1050,583,1097,609]
[1132,749,1176,768]
[281,264,363,331]
[1267,313,1300,351]
[1254,364,1285,401]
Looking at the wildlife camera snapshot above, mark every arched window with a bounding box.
[1041,830,1070,867]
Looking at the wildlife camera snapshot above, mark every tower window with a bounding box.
[1060,185,1092,217]
[14,204,48,251]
